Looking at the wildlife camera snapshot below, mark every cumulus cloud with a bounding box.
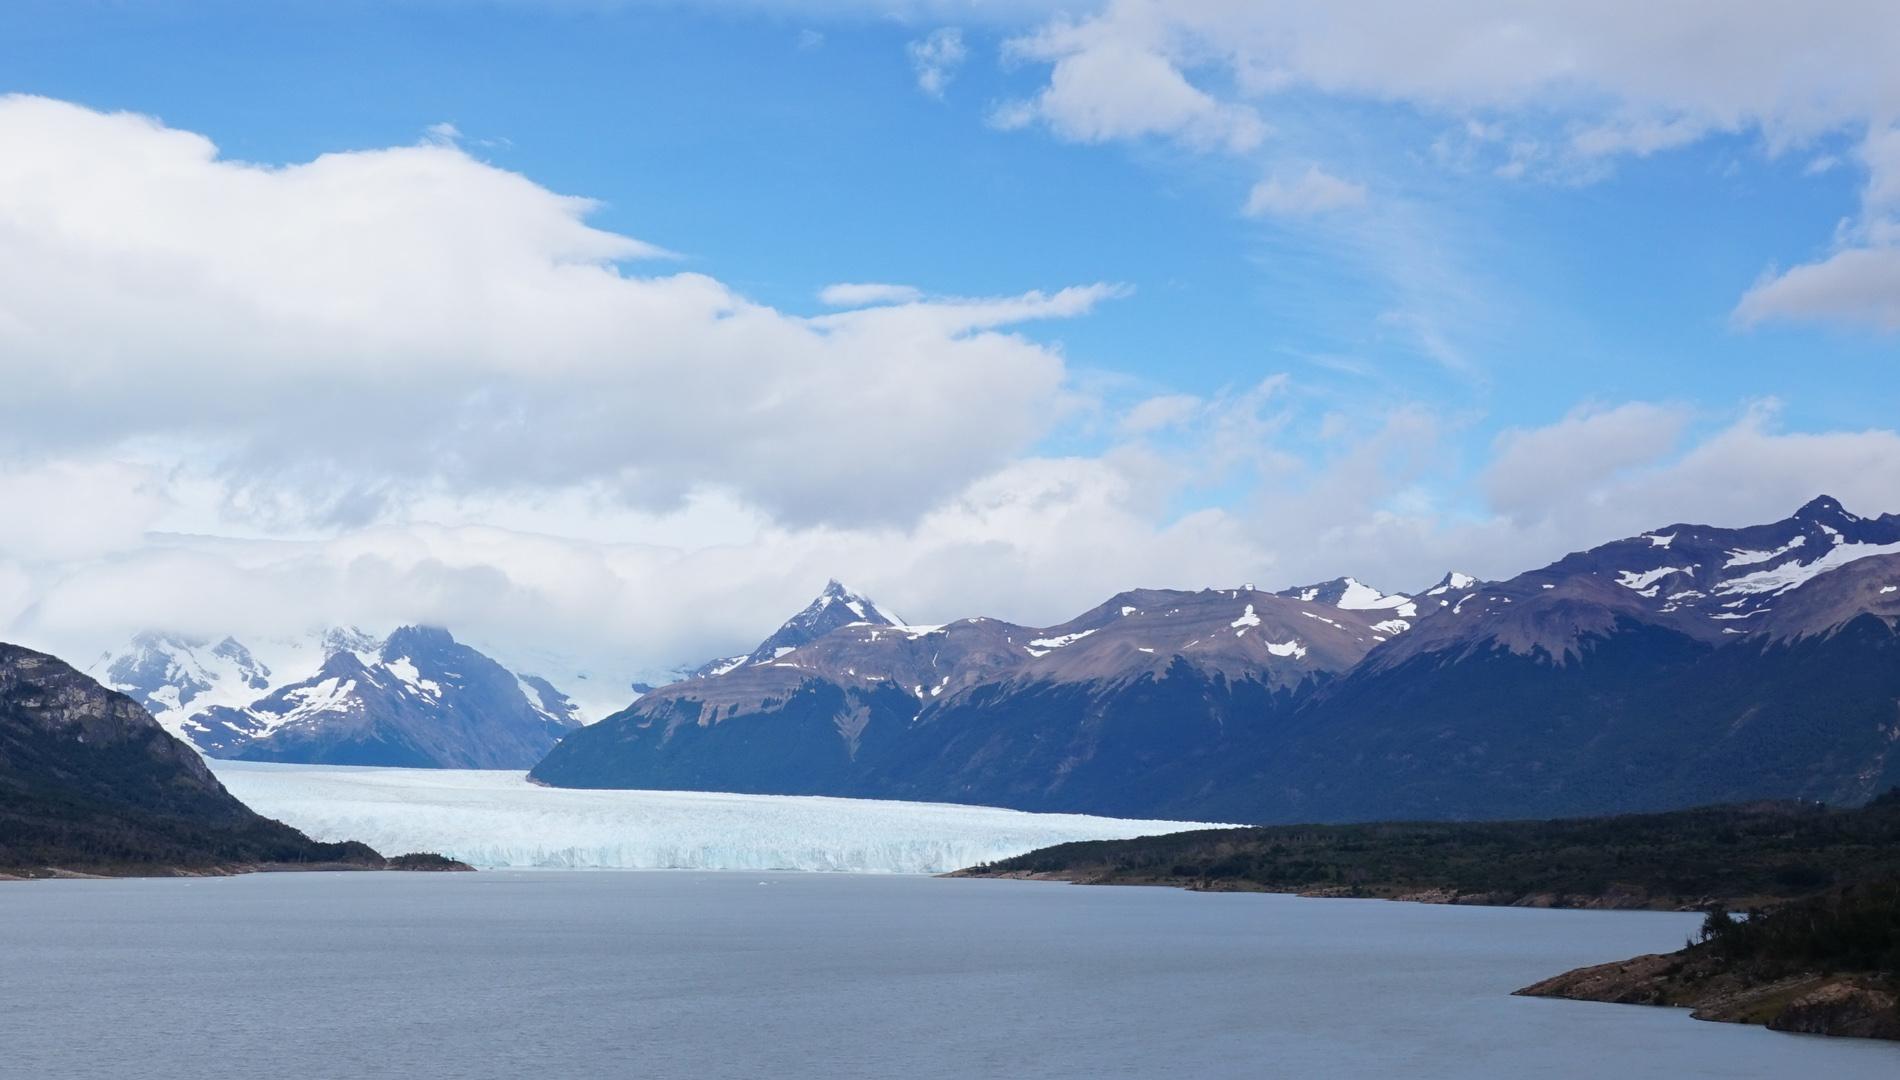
[0,95,1121,528]
[995,9,1266,151]
[907,27,967,98]
[1243,165,1367,217]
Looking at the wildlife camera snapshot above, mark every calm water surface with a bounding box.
[3,872,1896,1079]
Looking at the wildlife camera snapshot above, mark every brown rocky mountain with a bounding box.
[535,496,1900,824]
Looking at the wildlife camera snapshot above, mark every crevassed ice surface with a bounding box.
[210,761,1225,873]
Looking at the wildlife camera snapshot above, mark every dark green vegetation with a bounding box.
[959,792,1900,910]
[1,643,468,878]
[1517,879,1900,1040]
[1700,878,1900,982]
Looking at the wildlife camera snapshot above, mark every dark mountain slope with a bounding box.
[531,584,1394,812]
[537,498,1900,825]
[0,643,460,876]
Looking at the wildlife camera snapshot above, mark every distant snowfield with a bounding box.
[210,761,1226,874]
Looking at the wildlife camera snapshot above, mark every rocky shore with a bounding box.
[1518,950,1900,1041]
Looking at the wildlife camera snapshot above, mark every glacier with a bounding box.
[210,760,1226,874]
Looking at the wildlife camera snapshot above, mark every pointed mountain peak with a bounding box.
[1793,494,1855,523]
[382,624,457,655]
[706,581,905,673]
[1423,571,1478,596]
[795,580,901,627]
[1276,576,1413,612]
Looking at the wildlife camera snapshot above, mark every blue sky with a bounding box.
[12,2,1882,425]
[1,1,1898,692]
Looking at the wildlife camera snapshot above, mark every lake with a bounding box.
[3,872,1895,1079]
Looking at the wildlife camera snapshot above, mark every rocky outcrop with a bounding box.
[1518,952,1900,1040]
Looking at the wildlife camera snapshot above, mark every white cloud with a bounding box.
[997,10,1266,151]
[818,282,924,306]
[980,1,1900,329]
[995,1,1900,147]
[907,27,967,99]
[0,95,1130,528]
[1736,123,1900,329]
[0,459,171,562]
[1243,165,1366,217]
[1734,247,1900,331]
[1483,403,1693,524]
[9,387,1900,713]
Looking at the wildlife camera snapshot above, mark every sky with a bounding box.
[2,1,1898,710]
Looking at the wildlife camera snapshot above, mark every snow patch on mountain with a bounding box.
[1616,566,1691,594]
[1717,539,1900,596]
[1278,576,1418,619]
[1024,628,1098,657]
[277,676,361,727]
[1424,572,1478,597]
[384,656,442,700]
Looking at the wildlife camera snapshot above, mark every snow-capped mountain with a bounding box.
[533,579,1410,812]
[536,497,1900,824]
[1420,571,1479,603]
[691,579,903,678]
[1370,495,1900,669]
[1273,576,1420,635]
[97,624,585,767]
[92,632,276,741]
[95,625,391,748]
[203,625,582,768]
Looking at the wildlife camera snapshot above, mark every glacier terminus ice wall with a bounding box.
[210,761,1225,873]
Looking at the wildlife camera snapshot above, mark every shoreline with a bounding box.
[945,866,1720,912]
[1517,952,1900,1042]
[0,853,475,881]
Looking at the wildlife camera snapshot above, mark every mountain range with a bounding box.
[532,496,1900,823]
[95,626,581,769]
